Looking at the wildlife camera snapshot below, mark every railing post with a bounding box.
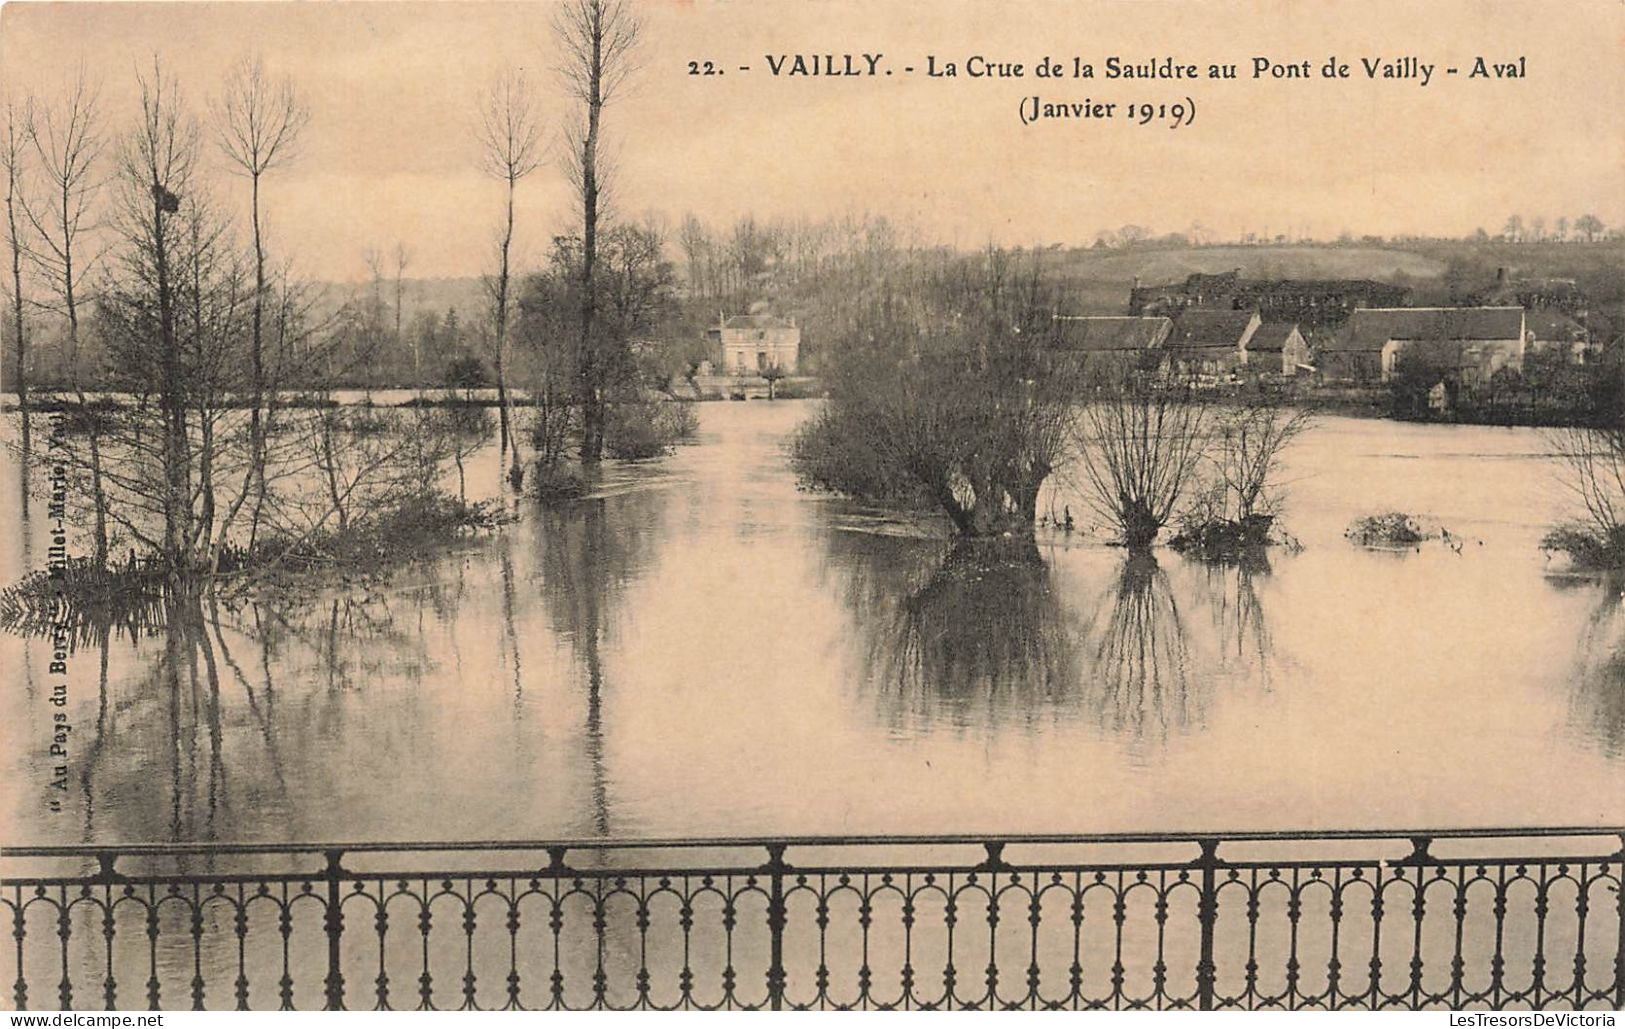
[764,843,789,1011]
[1195,838,1220,1012]
[323,850,346,1011]
[95,852,123,883]
[1614,834,1624,1010]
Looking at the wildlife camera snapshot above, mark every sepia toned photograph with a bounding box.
[1,0,1622,1014]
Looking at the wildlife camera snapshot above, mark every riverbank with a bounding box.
[3,375,1609,428]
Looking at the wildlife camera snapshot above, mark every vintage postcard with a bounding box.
[1,0,1622,1014]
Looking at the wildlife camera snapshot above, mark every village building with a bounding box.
[1320,307,1527,386]
[1160,309,1261,378]
[1049,315,1172,378]
[1128,271,1408,328]
[707,312,800,374]
[1523,310,1595,365]
[1244,322,1312,377]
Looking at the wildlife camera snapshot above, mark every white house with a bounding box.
[707,313,800,374]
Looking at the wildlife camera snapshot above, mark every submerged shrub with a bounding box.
[1346,512,1432,547]
[605,400,697,461]
[531,462,590,502]
[1169,513,1282,561]
[788,250,1079,537]
[791,406,933,510]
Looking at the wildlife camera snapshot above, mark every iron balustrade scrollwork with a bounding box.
[2,827,1621,1011]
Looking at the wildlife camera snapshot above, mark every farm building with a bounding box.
[1161,309,1261,378]
[1320,307,1526,386]
[1245,323,1311,377]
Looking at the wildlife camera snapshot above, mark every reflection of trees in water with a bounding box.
[499,538,524,709]
[7,577,443,843]
[892,540,1078,719]
[1193,553,1276,691]
[1083,555,1204,740]
[109,592,231,843]
[825,532,1080,728]
[1569,583,1625,756]
[533,490,669,839]
[827,531,1229,740]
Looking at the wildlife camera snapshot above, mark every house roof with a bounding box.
[1247,322,1302,353]
[1328,307,1526,352]
[1051,316,1171,352]
[722,313,794,330]
[1167,309,1257,348]
[1524,310,1586,341]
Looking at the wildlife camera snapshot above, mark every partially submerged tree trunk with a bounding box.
[556,0,642,467]
[475,67,542,488]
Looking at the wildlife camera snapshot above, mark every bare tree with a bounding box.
[1071,377,1211,551]
[103,58,209,581]
[1,96,30,453]
[476,66,544,486]
[213,54,308,546]
[27,71,111,565]
[1208,392,1315,524]
[25,68,105,365]
[554,0,642,466]
[393,241,411,378]
[1544,424,1625,570]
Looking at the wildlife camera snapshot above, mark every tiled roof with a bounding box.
[1247,322,1301,352]
[1051,316,1171,352]
[1327,307,1526,352]
[1167,309,1256,348]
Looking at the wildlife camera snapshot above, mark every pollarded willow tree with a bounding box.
[792,249,1082,537]
[1543,423,1625,572]
[1070,374,1211,552]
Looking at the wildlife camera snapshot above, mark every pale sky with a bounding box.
[2,0,1622,280]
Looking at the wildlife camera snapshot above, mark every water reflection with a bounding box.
[1569,581,1625,756]
[1196,555,1276,691]
[828,531,1229,739]
[1082,555,1204,740]
[534,489,671,838]
[831,534,1081,728]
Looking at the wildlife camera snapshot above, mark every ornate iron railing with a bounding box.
[3,828,1622,1011]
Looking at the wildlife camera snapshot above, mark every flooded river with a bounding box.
[2,401,1621,846]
